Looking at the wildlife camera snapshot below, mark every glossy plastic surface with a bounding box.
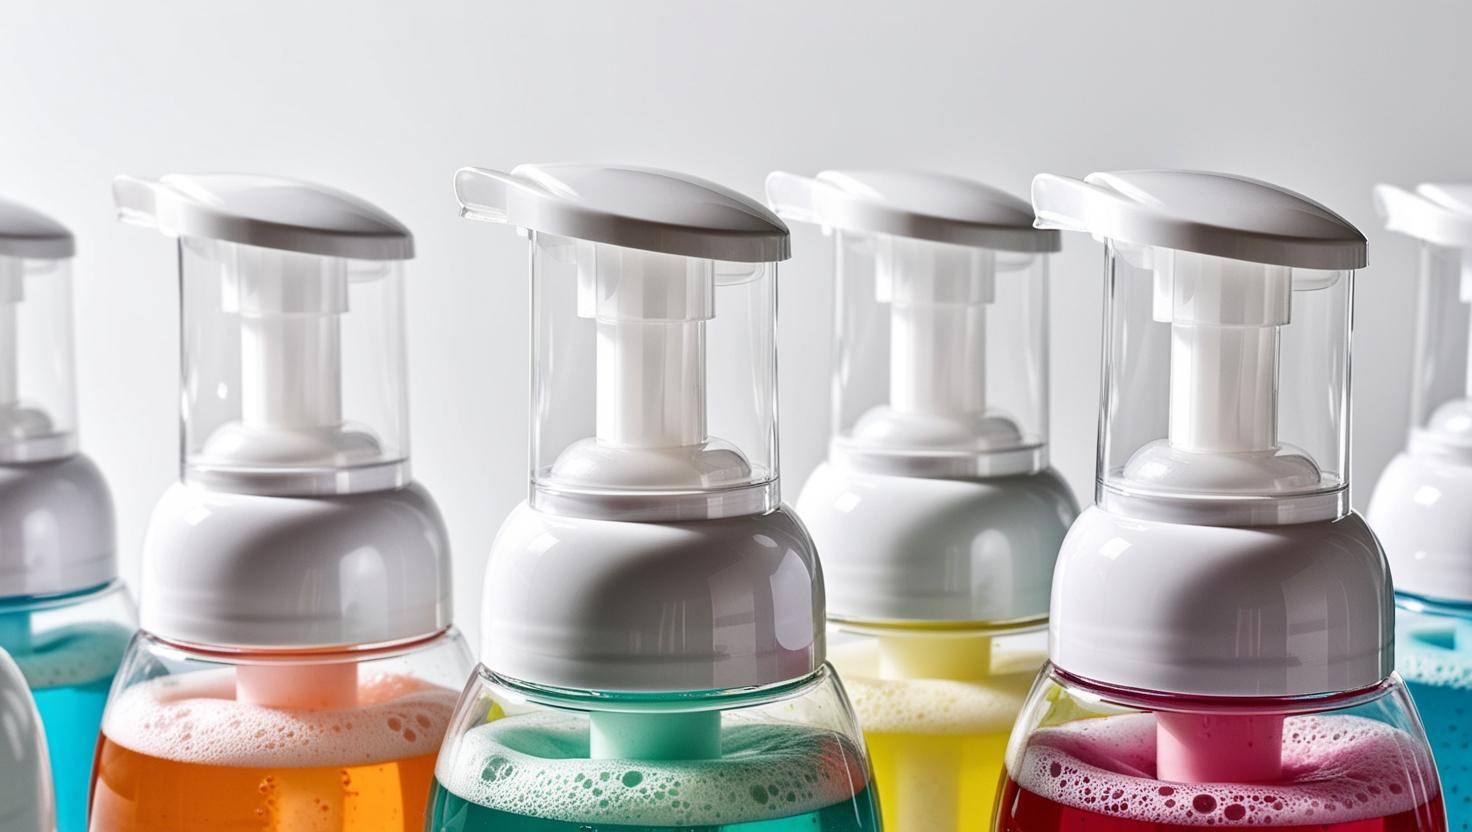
[460,164,787,522]
[995,665,1444,832]
[428,663,879,831]
[89,628,472,832]
[797,462,1074,625]
[526,232,780,520]
[140,481,453,650]
[0,454,115,600]
[1398,597,1472,831]
[455,164,789,263]
[1033,170,1363,526]
[1370,451,1472,603]
[770,171,1054,479]
[1401,243,1472,459]
[114,173,413,261]
[1032,170,1367,271]
[0,646,53,832]
[481,502,822,693]
[1093,241,1352,524]
[1051,506,1391,699]
[766,169,1060,252]
[117,174,416,497]
[178,238,412,495]
[824,230,1049,477]
[0,255,78,463]
[0,198,77,465]
[0,582,131,832]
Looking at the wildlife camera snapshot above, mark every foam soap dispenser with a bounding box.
[429,163,881,832]
[88,174,472,832]
[1,647,55,832]
[0,198,132,832]
[765,170,1078,831]
[1368,182,1472,830]
[994,171,1445,832]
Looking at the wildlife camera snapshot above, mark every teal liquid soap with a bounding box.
[1398,601,1472,832]
[1,608,131,832]
[428,714,881,831]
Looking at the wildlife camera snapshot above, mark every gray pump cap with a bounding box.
[113,173,414,260]
[141,481,452,650]
[767,169,1060,253]
[482,503,824,693]
[455,163,790,263]
[0,455,115,599]
[1033,169,1367,270]
[0,198,73,260]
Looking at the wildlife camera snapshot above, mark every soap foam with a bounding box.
[831,636,1041,734]
[1397,626,1472,690]
[1015,713,1438,827]
[102,669,457,768]
[12,622,130,690]
[437,713,870,827]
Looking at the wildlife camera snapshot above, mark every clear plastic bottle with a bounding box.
[995,170,1444,832]
[89,174,471,832]
[767,169,1077,831]
[430,163,881,831]
[94,631,469,830]
[1369,183,1472,831]
[0,646,55,832]
[0,197,133,832]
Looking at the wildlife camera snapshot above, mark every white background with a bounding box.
[1,1,1466,653]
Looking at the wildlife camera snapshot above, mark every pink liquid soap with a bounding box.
[996,714,1445,832]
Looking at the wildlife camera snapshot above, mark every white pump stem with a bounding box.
[1150,250,1296,782]
[583,245,714,449]
[881,238,996,418]
[228,248,349,434]
[1158,251,1291,455]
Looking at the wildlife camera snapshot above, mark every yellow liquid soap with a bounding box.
[89,668,459,832]
[830,629,1044,832]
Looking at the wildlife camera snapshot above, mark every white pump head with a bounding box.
[0,198,79,464]
[117,174,453,650]
[114,174,414,497]
[456,163,789,521]
[768,170,1058,478]
[1034,170,1364,526]
[0,200,115,602]
[1039,171,1390,702]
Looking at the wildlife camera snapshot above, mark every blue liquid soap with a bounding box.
[428,715,881,831]
[1397,598,1472,832]
[0,600,131,832]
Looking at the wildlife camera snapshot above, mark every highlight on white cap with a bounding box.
[1032,169,1365,270]
[455,163,789,263]
[766,169,1058,252]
